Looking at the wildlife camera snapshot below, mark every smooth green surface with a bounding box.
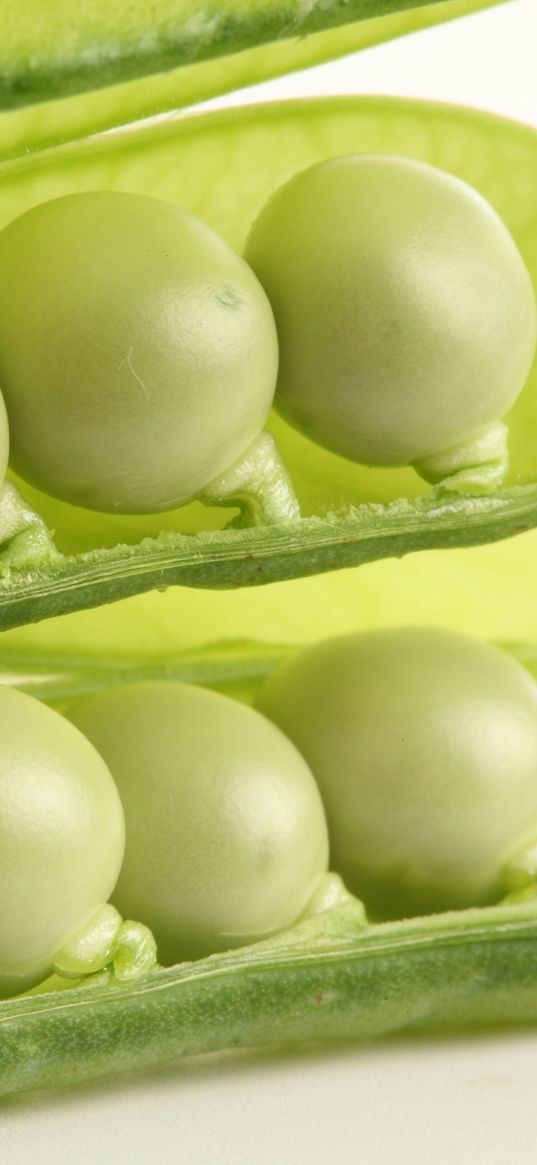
[0,685,124,998]
[70,682,328,964]
[246,155,536,470]
[259,628,537,917]
[0,97,535,626]
[0,191,277,513]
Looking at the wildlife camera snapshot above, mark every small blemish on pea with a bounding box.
[218,286,242,310]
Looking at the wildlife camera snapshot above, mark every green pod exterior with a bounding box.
[2,901,537,1098]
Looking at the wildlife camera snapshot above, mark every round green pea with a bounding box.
[0,685,124,998]
[0,191,278,513]
[69,682,328,964]
[245,155,537,467]
[258,628,537,919]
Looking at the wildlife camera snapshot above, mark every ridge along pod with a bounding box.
[257,627,537,920]
[0,191,298,521]
[69,681,329,965]
[0,684,125,998]
[0,392,8,488]
[245,154,537,493]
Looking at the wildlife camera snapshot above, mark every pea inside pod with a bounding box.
[0,684,125,998]
[246,154,537,492]
[0,191,286,517]
[258,627,537,920]
[69,681,329,964]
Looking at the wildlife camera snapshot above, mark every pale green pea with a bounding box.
[69,681,329,965]
[245,155,537,488]
[258,627,537,920]
[0,191,279,514]
[0,684,125,998]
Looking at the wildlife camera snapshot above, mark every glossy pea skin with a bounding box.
[0,685,124,998]
[245,155,537,467]
[258,628,537,920]
[0,191,278,513]
[70,682,329,964]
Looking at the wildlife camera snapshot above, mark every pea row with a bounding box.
[3,624,537,1000]
[0,154,533,527]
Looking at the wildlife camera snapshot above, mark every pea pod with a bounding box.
[0,639,537,1101]
[0,0,535,1103]
[0,95,536,630]
[0,0,504,162]
[3,893,537,1100]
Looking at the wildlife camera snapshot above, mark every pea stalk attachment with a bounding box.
[52,905,156,983]
[3,895,537,1099]
[200,432,300,527]
[415,422,510,496]
[0,482,59,566]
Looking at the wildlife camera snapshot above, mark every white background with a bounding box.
[3,1,537,1160]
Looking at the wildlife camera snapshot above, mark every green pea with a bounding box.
[70,681,329,965]
[0,685,124,998]
[258,628,537,920]
[0,191,278,514]
[245,155,537,482]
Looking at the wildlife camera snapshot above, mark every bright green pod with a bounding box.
[0,191,279,514]
[0,684,125,998]
[70,681,329,964]
[245,155,537,489]
[0,390,8,488]
[258,628,537,920]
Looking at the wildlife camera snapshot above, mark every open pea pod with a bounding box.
[4,896,537,1098]
[0,0,504,160]
[2,0,537,1102]
[2,638,537,1099]
[0,92,536,630]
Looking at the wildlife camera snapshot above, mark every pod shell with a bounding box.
[0,390,8,487]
